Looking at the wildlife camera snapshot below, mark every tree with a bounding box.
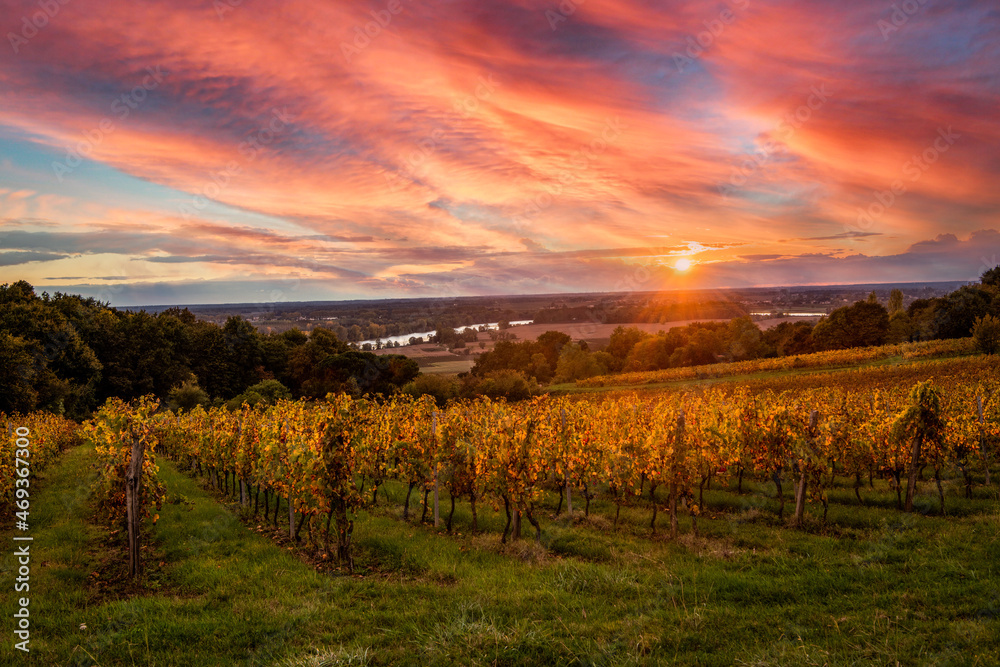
[0,285,104,417]
[470,331,569,383]
[226,379,292,409]
[982,265,1000,288]
[0,331,39,412]
[554,343,607,383]
[812,301,890,350]
[867,291,879,304]
[907,298,939,341]
[763,321,815,355]
[529,353,553,383]
[168,378,209,412]
[931,285,995,340]
[973,314,1000,354]
[606,326,650,365]
[888,288,904,315]
[186,320,234,399]
[624,335,674,372]
[375,355,420,392]
[402,374,458,406]
[295,346,417,398]
[535,331,571,369]
[887,311,914,344]
[727,317,766,361]
[222,316,264,392]
[475,370,536,401]
[472,340,534,377]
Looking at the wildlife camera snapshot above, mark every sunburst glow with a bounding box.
[675,258,693,272]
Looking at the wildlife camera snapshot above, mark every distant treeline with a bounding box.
[465,269,1000,386]
[0,281,418,418]
[531,299,747,325]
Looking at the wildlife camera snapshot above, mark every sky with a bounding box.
[0,0,998,306]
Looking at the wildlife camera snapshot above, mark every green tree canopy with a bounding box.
[812,301,890,350]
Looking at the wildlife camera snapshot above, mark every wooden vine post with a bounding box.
[125,425,146,579]
[284,419,295,540]
[793,410,819,528]
[562,408,572,518]
[237,418,246,506]
[669,409,685,540]
[904,432,922,513]
[979,396,991,486]
[432,411,440,528]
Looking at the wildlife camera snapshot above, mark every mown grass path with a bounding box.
[3,442,1000,665]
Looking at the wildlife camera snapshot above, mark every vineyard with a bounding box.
[4,354,1000,665]
[75,354,1000,573]
[2,412,81,523]
[577,337,975,388]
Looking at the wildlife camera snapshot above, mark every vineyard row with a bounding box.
[81,364,1000,569]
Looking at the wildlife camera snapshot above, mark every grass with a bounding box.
[3,440,999,665]
[420,359,475,374]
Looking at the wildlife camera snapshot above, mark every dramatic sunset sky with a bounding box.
[0,0,998,305]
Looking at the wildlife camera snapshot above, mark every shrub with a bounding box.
[972,314,1000,354]
[168,378,209,412]
[475,369,537,401]
[226,379,291,410]
[402,374,458,406]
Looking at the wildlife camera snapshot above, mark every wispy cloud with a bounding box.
[0,250,70,266]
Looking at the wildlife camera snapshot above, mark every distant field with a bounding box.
[420,358,476,374]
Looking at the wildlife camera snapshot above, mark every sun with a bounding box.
[675,257,693,271]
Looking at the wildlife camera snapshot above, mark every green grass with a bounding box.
[420,359,475,374]
[3,445,999,665]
